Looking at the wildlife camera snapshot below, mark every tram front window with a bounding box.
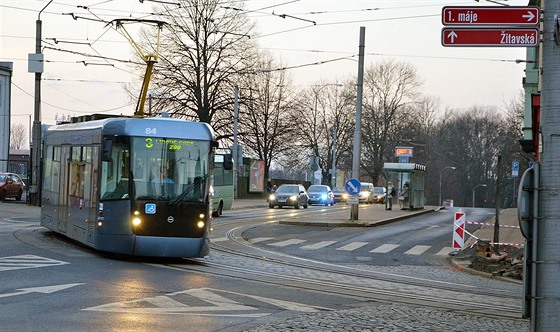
[130,137,210,202]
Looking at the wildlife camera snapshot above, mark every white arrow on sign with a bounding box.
[0,283,84,299]
[347,182,357,192]
[447,30,458,43]
[522,11,535,22]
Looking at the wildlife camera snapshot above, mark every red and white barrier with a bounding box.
[453,212,466,249]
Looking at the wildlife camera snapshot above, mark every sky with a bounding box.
[1,0,533,148]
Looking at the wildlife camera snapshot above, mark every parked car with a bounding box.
[307,185,335,206]
[0,172,26,201]
[332,187,348,203]
[372,186,387,204]
[358,182,374,204]
[268,184,309,209]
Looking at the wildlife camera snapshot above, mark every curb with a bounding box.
[278,207,437,227]
[450,257,523,284]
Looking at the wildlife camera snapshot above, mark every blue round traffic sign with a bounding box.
[345,178,361,195]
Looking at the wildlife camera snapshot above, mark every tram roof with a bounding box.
[45,116,215,141]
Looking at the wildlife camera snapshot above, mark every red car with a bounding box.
[0,172,26,201]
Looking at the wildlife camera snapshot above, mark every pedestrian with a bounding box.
[386,181,396,210]
[266,179,273,193]
[400,182,409,210]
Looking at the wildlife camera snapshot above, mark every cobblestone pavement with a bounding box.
[247,302,528,332]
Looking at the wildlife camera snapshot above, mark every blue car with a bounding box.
[307,185,335,206]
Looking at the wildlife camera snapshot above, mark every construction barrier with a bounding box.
[452,212,465,249]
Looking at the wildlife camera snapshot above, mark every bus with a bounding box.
[40,115,228,258]
[211,154,234,217]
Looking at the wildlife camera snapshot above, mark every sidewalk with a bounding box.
[231,198,436,227]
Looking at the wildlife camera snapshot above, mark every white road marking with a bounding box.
[0,255,69,272]
[301,241,337,250]
[436,247,456,256]
[248,237,274,244]
[336,242,368,251]
[404,245,431,255]
[268,239,306,247]
[370,244,399,253]
[83,287,331,316]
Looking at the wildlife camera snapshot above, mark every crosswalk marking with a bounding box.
[0,255,69,272]
[336,242,368,251]
[212,237,229,242]
[268,239,306,247]
[249,237,274,244]
[301,241,337,250]
[243,237,457,258]
[404,245,431,255]
[436,247,455,256]
[370,243,399,253]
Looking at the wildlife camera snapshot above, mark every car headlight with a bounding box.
[269,195,276,201]
[289,195,298,201]
[342,194,348,199]
[321,194,327,200]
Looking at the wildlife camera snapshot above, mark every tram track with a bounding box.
[203,214,523,320]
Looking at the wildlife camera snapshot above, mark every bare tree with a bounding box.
[237,55,297,180]
[10,124,27,150]
[141,0,257,144]
[361,60,423,184]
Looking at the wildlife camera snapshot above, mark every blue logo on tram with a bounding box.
[145,203,156,214]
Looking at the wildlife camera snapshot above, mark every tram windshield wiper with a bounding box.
[169,175,207,206]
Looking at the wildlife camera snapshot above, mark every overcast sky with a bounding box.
[1,0,533,146]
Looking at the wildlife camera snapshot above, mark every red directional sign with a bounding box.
[441,28,539,47]
[442,6,540,26]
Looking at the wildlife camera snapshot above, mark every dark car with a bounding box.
[269,184,309,209]
[307,184,335,206]
[0,172,26,201]
[332,186,348,203]
[372,186,387,204]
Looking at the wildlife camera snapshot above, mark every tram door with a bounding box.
[57,146,71,233]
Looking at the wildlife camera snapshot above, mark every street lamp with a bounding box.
[439,166,456,206]
[472,184,487,208]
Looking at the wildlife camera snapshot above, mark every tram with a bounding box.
[40,114,227,257]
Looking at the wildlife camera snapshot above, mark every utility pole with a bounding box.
[493,155,501,245]
[535,1,560,330]
[351,26,365,221]
[30,0,53,206]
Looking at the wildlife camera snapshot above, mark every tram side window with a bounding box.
[100,145,130,200]
[42,146,61,193]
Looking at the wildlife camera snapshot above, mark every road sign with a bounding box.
[345,178,361,195]
[512,160,520,178]
[442,6,540,26]
[441,28,539,47]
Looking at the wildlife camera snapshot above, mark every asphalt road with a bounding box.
[1,201,527,331]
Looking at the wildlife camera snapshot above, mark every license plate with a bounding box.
[278,199,287,203]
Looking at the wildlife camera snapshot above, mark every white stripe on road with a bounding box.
[370,244,399,253]
[268,239,307,247]
[301,241,337,250]
[436,247,456,256]
[248,237,274,244]
[404,245,431,255]
[336,242,368,251]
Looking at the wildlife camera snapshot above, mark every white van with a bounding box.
[359,182,374,204]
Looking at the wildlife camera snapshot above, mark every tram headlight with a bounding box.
[132,217,142,226]
[199,213,205,219]
[197,221,205,228]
